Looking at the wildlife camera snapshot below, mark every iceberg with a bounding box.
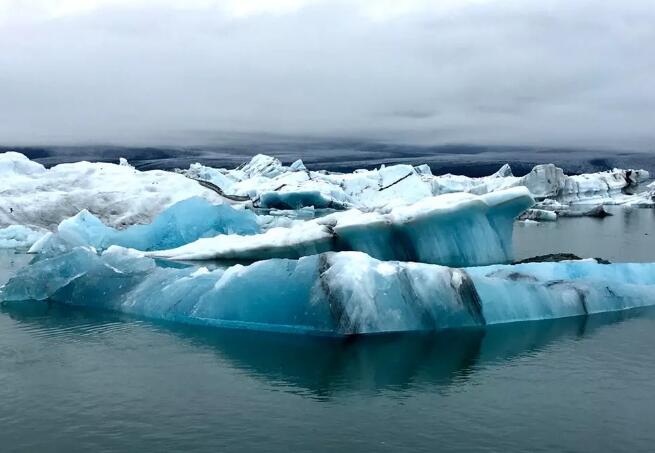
[0,151,227,229]
[2,248,654,336]
[180,154,651,210]
[28,197,260,254]
[147,187,534,266]
[2,151,650,233]
[518,209,558,222]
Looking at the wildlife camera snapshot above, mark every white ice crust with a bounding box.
[181,154,650,210]
[0,152,224,229]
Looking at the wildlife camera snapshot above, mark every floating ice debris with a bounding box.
[28,197,260,254]
[2,248,654,336]
[517,209,558,222]
[147,187,534,266]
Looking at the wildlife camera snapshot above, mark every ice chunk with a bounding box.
[519,164,650,202]
[28,197,259,254]
[0,225,46,249]
[2,249,654,336]
[518,209,558,222]
[148,187,534,266]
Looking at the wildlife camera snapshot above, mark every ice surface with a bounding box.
[2,249,654,336]
[0,225,45,249]
[181,154,650,210]
[28,197,260,254]
[147,187,535,266]
[2,152,650,235]
[0,152,226,229]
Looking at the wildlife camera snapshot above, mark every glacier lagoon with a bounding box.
[1,151,655,452]
[2,286,655,452]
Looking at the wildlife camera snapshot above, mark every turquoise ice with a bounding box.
[30,197,260,254]
[2,248,654,336]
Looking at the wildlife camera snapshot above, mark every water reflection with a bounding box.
[3,302,652,399]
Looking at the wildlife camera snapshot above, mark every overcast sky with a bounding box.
[0,0,653,149]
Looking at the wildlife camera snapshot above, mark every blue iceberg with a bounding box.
[2,248,654,336]
[148,187,535,267]
[30,197,260,254]
[257,190,350,210]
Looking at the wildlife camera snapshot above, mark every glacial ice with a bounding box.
[2,248,654,336]
[0,225,45,249]
[28,197,260,254]
[2,152,651,232]
[0,151,226,229]
[180,154,650,210]
[146,187,534,266]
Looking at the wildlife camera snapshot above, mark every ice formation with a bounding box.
[28,197,260,254]
[2,151,651,234]
[0,225,45,249]
[146,187,534,266]
[2,248,654,336]
[180,154,650,210]
[0,152,225,229]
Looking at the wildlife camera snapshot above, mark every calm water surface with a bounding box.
[1,207,654,452]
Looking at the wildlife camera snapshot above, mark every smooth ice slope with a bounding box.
[29,197,260,254]
[2,249,654,335]
[147,187,534,266]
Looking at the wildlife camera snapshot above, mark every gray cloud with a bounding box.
[0,0,653,149]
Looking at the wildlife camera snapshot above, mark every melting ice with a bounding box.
[2,248,655,336]
[1,151,654,336]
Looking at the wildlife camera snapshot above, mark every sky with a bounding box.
[0,0,653,149]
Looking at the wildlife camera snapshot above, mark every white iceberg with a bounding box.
[2,248,654,336]
[0,151,226,229]
[181,154,650,210]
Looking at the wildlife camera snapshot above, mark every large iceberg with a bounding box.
[0,152,226,229]
[29,197,260,254]
[2,248,654,336]
[146,187,534,266]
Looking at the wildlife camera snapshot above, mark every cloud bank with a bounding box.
[0,0,653,149]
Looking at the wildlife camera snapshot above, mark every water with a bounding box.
[514,206,655,263]
[2,303,655,452]
[1,206,655,452]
